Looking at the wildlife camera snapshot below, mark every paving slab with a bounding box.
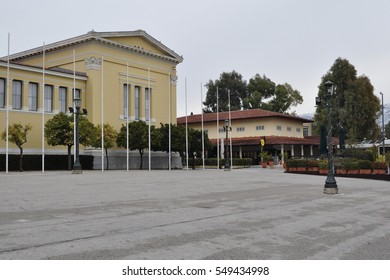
[0,168,389,259]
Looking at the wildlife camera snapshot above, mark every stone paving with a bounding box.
[0,167,389,259]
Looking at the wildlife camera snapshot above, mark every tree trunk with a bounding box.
[19,147,23,172]
[67,145,72,171]
[105,147,109,170]
[139,149,143,170]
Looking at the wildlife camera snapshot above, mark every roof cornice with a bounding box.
[3,30,183,64]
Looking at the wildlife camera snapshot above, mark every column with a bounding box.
[281,144,285,163]
[239,146,242,159]
[310,145,313,156]
[301,145,304,158]
[291,144,294,158]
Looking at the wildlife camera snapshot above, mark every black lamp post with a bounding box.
[224,119,231,171]
[69,96,87,174]
[324,81,338,194]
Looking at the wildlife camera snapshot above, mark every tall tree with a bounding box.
[92,123,118,170]
[203,71,247,113]
[1,123,32,172]
[243,74,303,113]
[385,121,390,139]
[314,58,380,141]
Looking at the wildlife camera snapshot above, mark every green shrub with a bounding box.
[193,158,252,167]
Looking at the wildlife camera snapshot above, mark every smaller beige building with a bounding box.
[177,109,319,164]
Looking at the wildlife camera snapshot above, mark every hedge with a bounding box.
[192,158,252,167]
[0,155,94,171]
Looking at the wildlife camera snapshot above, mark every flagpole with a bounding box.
[148,67,151,171]
[201,83,205,170]
[185,77,189,170]
[216,87,219,170]
[126,61,129,172]
[228,90,233,170]
[5,33,10,173]
[41,42,45,173]
[73,50,76,164]
[101,56,104,171]
[168,73,172,171]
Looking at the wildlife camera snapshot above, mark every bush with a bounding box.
[342,149,374,161]
[285,159,318,168]
[358,160,372,170]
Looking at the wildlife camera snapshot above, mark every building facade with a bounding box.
[177,109,320,164]
[1,30,183,157]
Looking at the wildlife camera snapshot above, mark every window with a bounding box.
[219,128,224,133]
[59,87,67,113]
[0,78,5,108]
[287,127,292,132]
[28,83,38,111]
[237,127,245,132]
[44,85,53,112]
[303,127,309,137]
[134,86,140,120]
[145,87,151,121]
[256,125,264,131]
[123,84,129,118]
[276,125,282,131]
[12,80,22,110]
[296,128,301,133]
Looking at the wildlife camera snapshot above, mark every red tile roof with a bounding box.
[177,109,313,124]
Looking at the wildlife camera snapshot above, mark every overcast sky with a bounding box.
[1,0,389,117]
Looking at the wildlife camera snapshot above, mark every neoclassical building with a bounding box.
[177,109,320,163]
[0,30,183,160]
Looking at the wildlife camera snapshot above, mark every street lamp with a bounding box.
[380,92,385,156]
[224,119,231,171]
[324,81,338,194]
[69,96,87,174]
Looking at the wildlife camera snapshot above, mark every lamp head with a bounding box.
[224,119,229,127]
[73,97,81,109]
[324,80,334,89]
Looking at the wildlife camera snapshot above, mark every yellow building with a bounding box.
[0,30,183,165]
[177,109,319,164]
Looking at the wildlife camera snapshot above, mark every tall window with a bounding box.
[145,87,151,121]
[59,87,67,113]
[256,125,264,131]
[12,80,22,110]
[28,83,38,111]
[276,125,282,131]
[123,84,129,118]
[0,78,5,108]
[134,86,140,120]
[44,85,53,112]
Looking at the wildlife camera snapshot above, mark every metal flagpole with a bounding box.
[148,67,151,171]
[73,50,76,163]
[201,83,205,170]
[228,90,233,169]
[168,73,171,171]
[216,87,219,169]
[5,33,10,173]
[185,77,189,170]
[41,42,45,173]
[126,61,129,172]
[101,56,104,171]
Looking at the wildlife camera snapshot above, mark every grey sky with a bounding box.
[1,0,389,117]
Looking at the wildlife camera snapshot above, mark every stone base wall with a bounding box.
[84,149,182,170]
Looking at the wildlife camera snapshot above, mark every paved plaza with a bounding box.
[0,167,389,260]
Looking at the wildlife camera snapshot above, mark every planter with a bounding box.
[288,167,298,172]
[373,169,386,174]
[297,167,307,172]
[336,169,347,175]
[319,169,327,174]
[308,167,319,172]
[268,161,274,167]
[261,162,267,168]
[359,169,372,175]
[347,169,359,175]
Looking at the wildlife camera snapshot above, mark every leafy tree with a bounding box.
[314,58,380,141]
[203,71,247,112]
[92,123,118,170]
[116,121,159,170]
[385,121,390,139]
[157,123,186,154]
[243,74,303,113]
[1,123,32,171]
[188,128,211,169]
[45,112,96,170]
